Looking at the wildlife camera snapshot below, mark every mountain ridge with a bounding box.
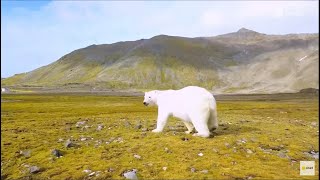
[2,28,319,94]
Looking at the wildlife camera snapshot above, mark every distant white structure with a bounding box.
[1,87,9,93]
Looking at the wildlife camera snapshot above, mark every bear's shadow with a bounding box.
[164,123,260,137]
[211,123,260,137]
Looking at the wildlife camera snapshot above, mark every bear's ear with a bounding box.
[154,90,158,94]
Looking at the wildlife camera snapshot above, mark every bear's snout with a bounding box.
[143,102,148,106]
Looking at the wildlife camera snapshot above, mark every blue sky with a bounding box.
[1,1,319,78]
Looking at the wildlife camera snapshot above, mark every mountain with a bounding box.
[2,28,319,94]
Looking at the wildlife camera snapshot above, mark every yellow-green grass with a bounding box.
[1,93,319,179]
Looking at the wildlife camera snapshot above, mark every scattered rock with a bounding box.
[200,169,208,174]
[233,149,237,153]
[76,121,86,128]
[225,143,231,148]
[114,137,124,143]
[95,171,101,177]
[258,147,272,154]
[236,138,247,145]
[65,139,73,148]
[164,147,168,151]
[106,168,115,172]
[20,150,31,158]
[135,124,142,129]
[311,122,317,127]
[29,166,41,174]
[190,167,196,173]
[277,152,289,159]
[246,149,253,154]
[241,138,247,143]
[22,163,30,168]
[162,167,167,171]
[96,124,104,131]
[109,137,116,142]
[81,125,90,131]
[243,175,254,180]
[141,128,148,132]
[198,153,204,157]
[83,169,92,174]
[80,138,87,141]
[124,121,132,128]
[164,147,172,153]
[95,140,102,144]
[58,138,64,142]
[89,172,96,176]
[64,125,72,131]
[304,150,319,159]
[65,139,78,148]
[123,170,138,180]
[212,148,219,153]
[94,142,102,148]
[51,149,63,157]
[221,172,228,176]
[134,154,141,159]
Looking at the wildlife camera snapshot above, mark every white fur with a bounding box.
[143,86,218,138]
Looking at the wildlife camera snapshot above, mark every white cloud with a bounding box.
[1,1,318,77]
[201,11,223,27]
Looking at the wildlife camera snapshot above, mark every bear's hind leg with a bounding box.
[183,122,194,134]
[190,115,210,138]
[208,108,218,132]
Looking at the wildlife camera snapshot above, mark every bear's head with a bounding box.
[143,90,158,106]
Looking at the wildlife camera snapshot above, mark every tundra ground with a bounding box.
[1,93,319,179]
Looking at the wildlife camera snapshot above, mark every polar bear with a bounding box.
[143,86,218,138]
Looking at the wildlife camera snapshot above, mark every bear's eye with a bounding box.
[149,96,151,98]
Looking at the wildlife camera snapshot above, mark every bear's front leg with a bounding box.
[152,109,169,133]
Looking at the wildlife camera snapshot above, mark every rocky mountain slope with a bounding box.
[2,28,318,94]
